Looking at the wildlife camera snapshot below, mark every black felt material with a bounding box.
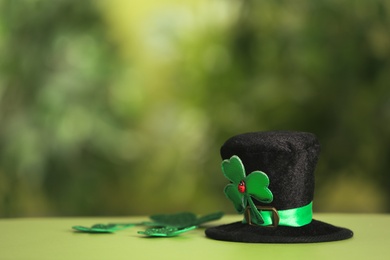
[205,131,353,243]
[205,220,353,243]
[220,131,319,210]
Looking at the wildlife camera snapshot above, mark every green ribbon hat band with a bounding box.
[257,201,313,227]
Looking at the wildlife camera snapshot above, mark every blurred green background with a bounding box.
[0,0,389,217]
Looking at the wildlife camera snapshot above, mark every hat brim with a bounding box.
[205,219,353,243]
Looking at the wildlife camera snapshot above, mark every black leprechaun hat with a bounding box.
[205,131,353,243]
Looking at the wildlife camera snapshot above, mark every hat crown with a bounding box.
[220,131,320,210]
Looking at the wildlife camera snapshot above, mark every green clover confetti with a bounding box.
[137,226,197,237]
[137,212,223,237]
[72,223,137,233]
[72,211,224,237]
[149,211,224,228]
[222,155,273,226]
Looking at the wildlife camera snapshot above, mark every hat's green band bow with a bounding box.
[244,201,313,227]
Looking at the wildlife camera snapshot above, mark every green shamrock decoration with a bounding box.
[138,212,223,237]
[72,211,224,237]
[149,211,224,228]
[72,223,136,233]
[137,226,197,237]
[222,155,273,226]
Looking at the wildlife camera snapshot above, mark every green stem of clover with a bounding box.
[246,195,265,225]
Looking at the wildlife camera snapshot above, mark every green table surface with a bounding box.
[1,214,389,260]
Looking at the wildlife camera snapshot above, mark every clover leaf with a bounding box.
[137,226,197,237]
[148,212,224,228]
[72,212,223,236]
[72,223,136,233]
[222,155,273,225]
[137,212,223,237]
